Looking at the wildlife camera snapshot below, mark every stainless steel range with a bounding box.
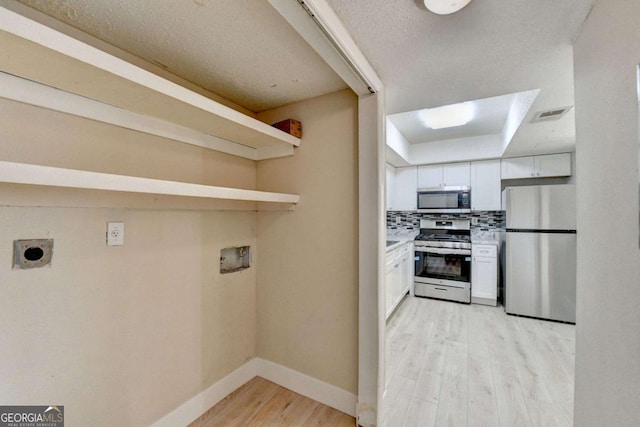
[414,219,472,303]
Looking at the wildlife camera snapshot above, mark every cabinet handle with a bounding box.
[435,287,447,292]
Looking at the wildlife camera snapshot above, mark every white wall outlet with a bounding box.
[107,222,124,246]
[395,217,401,225]
[471,217,479,225]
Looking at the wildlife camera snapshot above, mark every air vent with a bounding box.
[531,106,572,123]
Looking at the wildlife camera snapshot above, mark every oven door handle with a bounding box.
[414,247,471,255]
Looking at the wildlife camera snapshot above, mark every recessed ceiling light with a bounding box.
[420,102,475,129]
[424,0,472,15]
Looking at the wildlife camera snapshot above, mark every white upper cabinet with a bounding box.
[470,160,502,211]
[417,165,443,188]
[501,153,571,179]
[386,163,396,210]
[501,156,535,179]
[535,153,572,177]
[417,162,470,189]
[443,162,471,187]
[392,167,418,211]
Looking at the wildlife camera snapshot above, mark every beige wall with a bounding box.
[0,98,255,187]
[573,1,640,425]
[256,89,359,393]
[0,99,258,426]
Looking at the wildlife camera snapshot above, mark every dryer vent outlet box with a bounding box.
[220,246,251,274]
[13,239,54,269]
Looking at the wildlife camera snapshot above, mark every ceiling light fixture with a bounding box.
[423,0,472,15]
[420,102,475,129]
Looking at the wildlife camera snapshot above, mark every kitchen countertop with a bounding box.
[472,240,499,246]
[471,230,502,246]
[386,240,410,252]
[386,231,417,252]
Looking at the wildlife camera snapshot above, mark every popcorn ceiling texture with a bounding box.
[18,0,347,112]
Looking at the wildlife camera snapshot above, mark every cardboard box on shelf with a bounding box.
[271,118,302,138]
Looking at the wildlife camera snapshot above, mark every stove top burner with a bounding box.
[414,227,472,250]
[416,233,470,242]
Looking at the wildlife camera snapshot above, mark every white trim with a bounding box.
[268,0,382,96]
[151,359,259,427]
[301,0,383,92]
[357,93,386,427]
[256,358,357,417]
[0,161,300,204]
[151,358,357,426]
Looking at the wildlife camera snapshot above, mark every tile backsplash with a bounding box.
[387,211,505,233]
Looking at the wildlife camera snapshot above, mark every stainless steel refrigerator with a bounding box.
[504,184,576,323]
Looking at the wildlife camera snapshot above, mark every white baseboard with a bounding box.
[151,359,258,427]
[256,358,357,417]
[151,357,357,426]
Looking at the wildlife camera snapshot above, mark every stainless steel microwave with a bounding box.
[417,187,471,213]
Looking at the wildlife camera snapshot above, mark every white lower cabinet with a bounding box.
[471,244,498,306]
[386,242,413,319]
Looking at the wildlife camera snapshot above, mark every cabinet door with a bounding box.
[417,165,443,189]
[470,160,501,211]
[535,153,571,178]
[472,255,497,302]
[386,251,398,318]
[394,259,404,309]
[386,259,401,319]
[442,162,471,187]
[393,167,417,210]
[386,163,396,210]
[501,156,535,179]
[401,251,412,295]
[385,265,394,318]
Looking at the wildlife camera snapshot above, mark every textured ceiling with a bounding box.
[325,0,593,113]
[326,0,594,156]
[18,0,347,113]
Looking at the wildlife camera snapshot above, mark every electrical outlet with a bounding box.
[107,222,124,246]
[395,217,401,225]
[471,217,479,225]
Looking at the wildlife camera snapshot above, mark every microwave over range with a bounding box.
[417,186,471,213]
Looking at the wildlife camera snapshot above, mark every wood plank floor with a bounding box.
[188,377,355,427]
[384,296,575,427]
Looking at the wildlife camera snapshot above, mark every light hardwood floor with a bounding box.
[188,377,355,427]
[384,296,575,427]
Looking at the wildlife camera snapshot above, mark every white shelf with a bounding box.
[0,161,300,205]
[0,5,300,161]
